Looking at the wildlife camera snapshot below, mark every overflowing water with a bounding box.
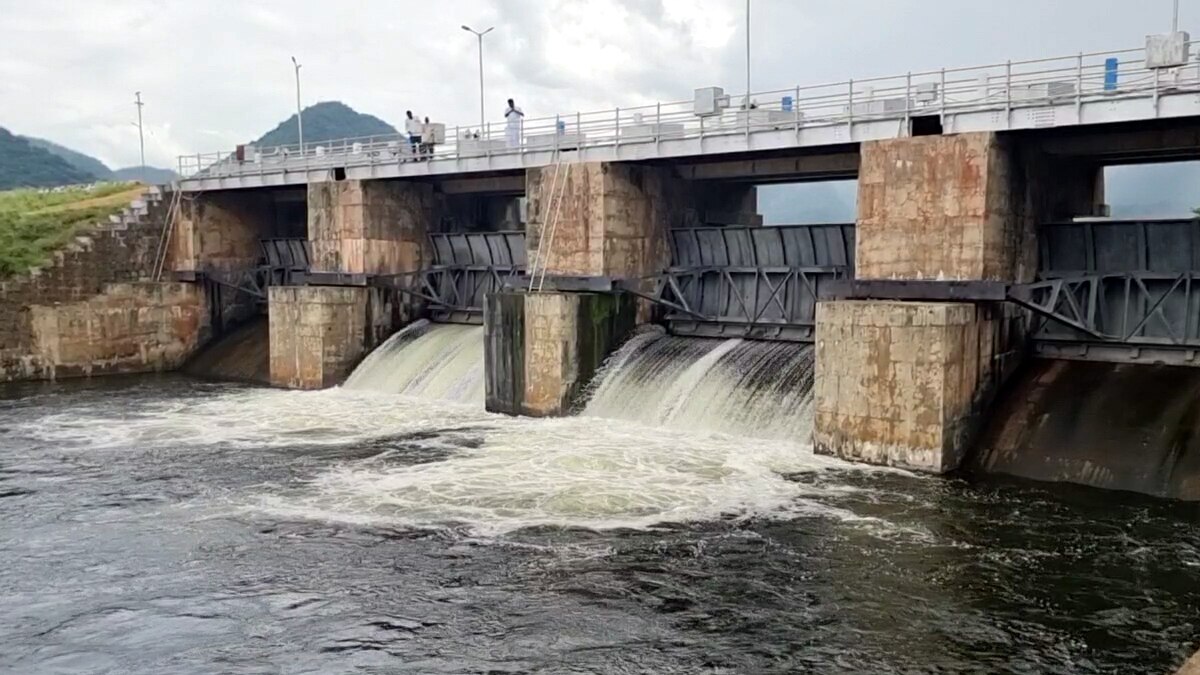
[583,327,815,439]
[2,332,1200,671]
[343,320,485,404]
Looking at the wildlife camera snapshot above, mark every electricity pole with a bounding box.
[134,92,145,181]
[291,56,304,154]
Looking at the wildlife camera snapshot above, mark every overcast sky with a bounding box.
[0,0,1190,170]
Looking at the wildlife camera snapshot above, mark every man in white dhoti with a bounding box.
[505,98,524,148]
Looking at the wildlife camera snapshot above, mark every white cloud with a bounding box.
[0,0,1188,169]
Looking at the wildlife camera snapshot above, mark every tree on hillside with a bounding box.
[254,101,398,148]
[21,137,114,180]
[0,128,95,190]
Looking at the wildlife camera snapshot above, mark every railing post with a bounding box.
[793,85,801,138]
[454,125,460,161]
[904,71,912,136]
[847,78,854,135]
[555,114,561,153]
[485,121,491,162]
[939,68,946,127]
[655,101,662,152]
[1005,60,1012,128]
[577,111,583,160]
[1154,67,1161,117]
[1075,52,1084,121]
[615,107,621,151]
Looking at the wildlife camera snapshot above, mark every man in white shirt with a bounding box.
[404,110,422,159]
[505,98,524,148]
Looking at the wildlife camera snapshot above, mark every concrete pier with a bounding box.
[484,161,692,416]
[267,286,392,389]
[814,132,1032,472]
[267,178,430,388]
[484,290,635,416]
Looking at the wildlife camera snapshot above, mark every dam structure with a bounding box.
[144,32,1200,499]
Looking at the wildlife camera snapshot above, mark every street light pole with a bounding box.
[133,92,145,180]
[291,56,304,154]
[1172,0,1180,32]
[462,25,494,132]
[745,0,751,108]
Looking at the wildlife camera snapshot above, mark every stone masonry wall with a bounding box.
[813,300,1013,472]
[268,285,393,389]
[23,282,208,380]
[856,132,1037,283]
[171,190,264,273]
[525,162,689,279]
[0,188,212,382]
[307,179,429,276]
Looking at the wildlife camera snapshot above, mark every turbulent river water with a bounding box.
[1,374,1199,674]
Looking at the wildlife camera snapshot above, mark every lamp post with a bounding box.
[745,0,752,108]
[291,56,304,154]
[462,24,494,132]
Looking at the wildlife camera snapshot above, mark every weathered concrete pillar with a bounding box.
[815,132,1031,472]
[268,178,427,389]
[485,290,636,416]
[171,191,266,274]
[306,179,430,276]
[267,286,392,389]
[482,161,686,416]
[525,162,689,278]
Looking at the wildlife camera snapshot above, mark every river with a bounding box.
[0,376,1197,674]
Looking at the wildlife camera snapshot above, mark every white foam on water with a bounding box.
[582,327,816,441]
[252,408,857,536]
[11,324,927,536]
[343,320,484,405]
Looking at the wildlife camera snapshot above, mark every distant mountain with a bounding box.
[254,101,397,148]
[112,166,178,184]
[21,136,115,180]
[0,127,95,190]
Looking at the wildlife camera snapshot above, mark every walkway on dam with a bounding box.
[178,40,1200,191]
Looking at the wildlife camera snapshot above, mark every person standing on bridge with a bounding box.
[405,110,422,160]
[504,98,524,148]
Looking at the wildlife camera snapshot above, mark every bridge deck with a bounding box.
[179,44,1200,192]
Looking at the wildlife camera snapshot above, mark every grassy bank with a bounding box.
[0,182,143,277]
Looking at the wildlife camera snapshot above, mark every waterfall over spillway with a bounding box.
[343,320,484,404]
[582,327,815,441]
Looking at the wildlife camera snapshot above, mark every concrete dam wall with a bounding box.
[973,359,1200,500]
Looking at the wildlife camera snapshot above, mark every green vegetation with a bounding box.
[0,182,141,277]
[255,101,397,147]
[0,127,94,190]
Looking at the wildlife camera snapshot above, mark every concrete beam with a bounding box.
[1033,121,1200,164]
[673,152,859,182]
[436,174,526,195]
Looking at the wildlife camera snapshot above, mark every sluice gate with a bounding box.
[422,231,526,323]
[1013,218,1200,365]
[635,224,856,341]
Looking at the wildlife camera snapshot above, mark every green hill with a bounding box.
[22,136,115,180]
[255,101,397,147]
[112,166,178,184]
[0,128,95,190]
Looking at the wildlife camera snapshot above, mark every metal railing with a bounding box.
[179,42,1200,180]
